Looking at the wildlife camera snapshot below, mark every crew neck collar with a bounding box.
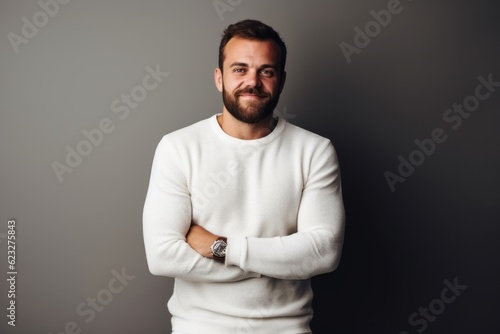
[209,113,286,146]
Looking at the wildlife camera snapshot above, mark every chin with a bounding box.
[231,108,273,124]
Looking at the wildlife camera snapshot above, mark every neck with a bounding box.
[217,110,277,140]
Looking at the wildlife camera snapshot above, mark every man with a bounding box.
[143,19,345,334]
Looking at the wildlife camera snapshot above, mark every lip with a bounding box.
[238,94,264,98]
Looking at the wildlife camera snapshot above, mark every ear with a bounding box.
[214,68,223,92]
[278,71,287,94]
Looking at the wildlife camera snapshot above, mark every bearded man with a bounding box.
[143,19,345,334]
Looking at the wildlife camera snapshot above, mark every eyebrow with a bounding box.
[229,62,278,71]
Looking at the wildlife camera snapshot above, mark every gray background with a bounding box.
[1,0,499,333]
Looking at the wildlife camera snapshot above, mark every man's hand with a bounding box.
[186,225,219,258]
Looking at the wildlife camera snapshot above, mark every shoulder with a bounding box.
[156,116,211,149]
[151,116,213,163]
[280,120,340,169]
[281,120,334,151]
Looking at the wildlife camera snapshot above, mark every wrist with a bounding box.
[210,236,227,262]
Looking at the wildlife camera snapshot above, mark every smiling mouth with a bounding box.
[238,93,267,98]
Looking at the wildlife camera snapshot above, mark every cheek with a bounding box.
[222,77,239,92]
[264,81,281,95]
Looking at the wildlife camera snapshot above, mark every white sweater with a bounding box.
[143,114,345,334]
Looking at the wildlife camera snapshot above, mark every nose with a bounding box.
[245,70,261,88]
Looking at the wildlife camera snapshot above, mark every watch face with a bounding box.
[211,240,227,257]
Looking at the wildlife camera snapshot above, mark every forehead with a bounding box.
[223,37,281,68]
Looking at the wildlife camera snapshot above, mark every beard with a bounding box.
[222,85,280,124]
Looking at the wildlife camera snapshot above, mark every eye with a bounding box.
[233,67,247,74]
[260,69,275,77]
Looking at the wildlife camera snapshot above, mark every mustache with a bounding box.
[235,87,270,98]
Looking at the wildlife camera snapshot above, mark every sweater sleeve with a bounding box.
[143,136,260,282]
[225,141,345,279]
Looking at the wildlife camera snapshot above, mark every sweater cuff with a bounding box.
[226,236,246,268]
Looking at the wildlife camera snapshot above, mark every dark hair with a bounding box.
[218,19,287,74]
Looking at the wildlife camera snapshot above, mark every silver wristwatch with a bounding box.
[210,237,227,262]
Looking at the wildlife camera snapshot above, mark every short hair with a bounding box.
[218,19,287,74]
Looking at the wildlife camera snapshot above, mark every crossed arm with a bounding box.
[185,224,220,258]
[143,137,345,282]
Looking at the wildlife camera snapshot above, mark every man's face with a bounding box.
[215,37,286,124]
